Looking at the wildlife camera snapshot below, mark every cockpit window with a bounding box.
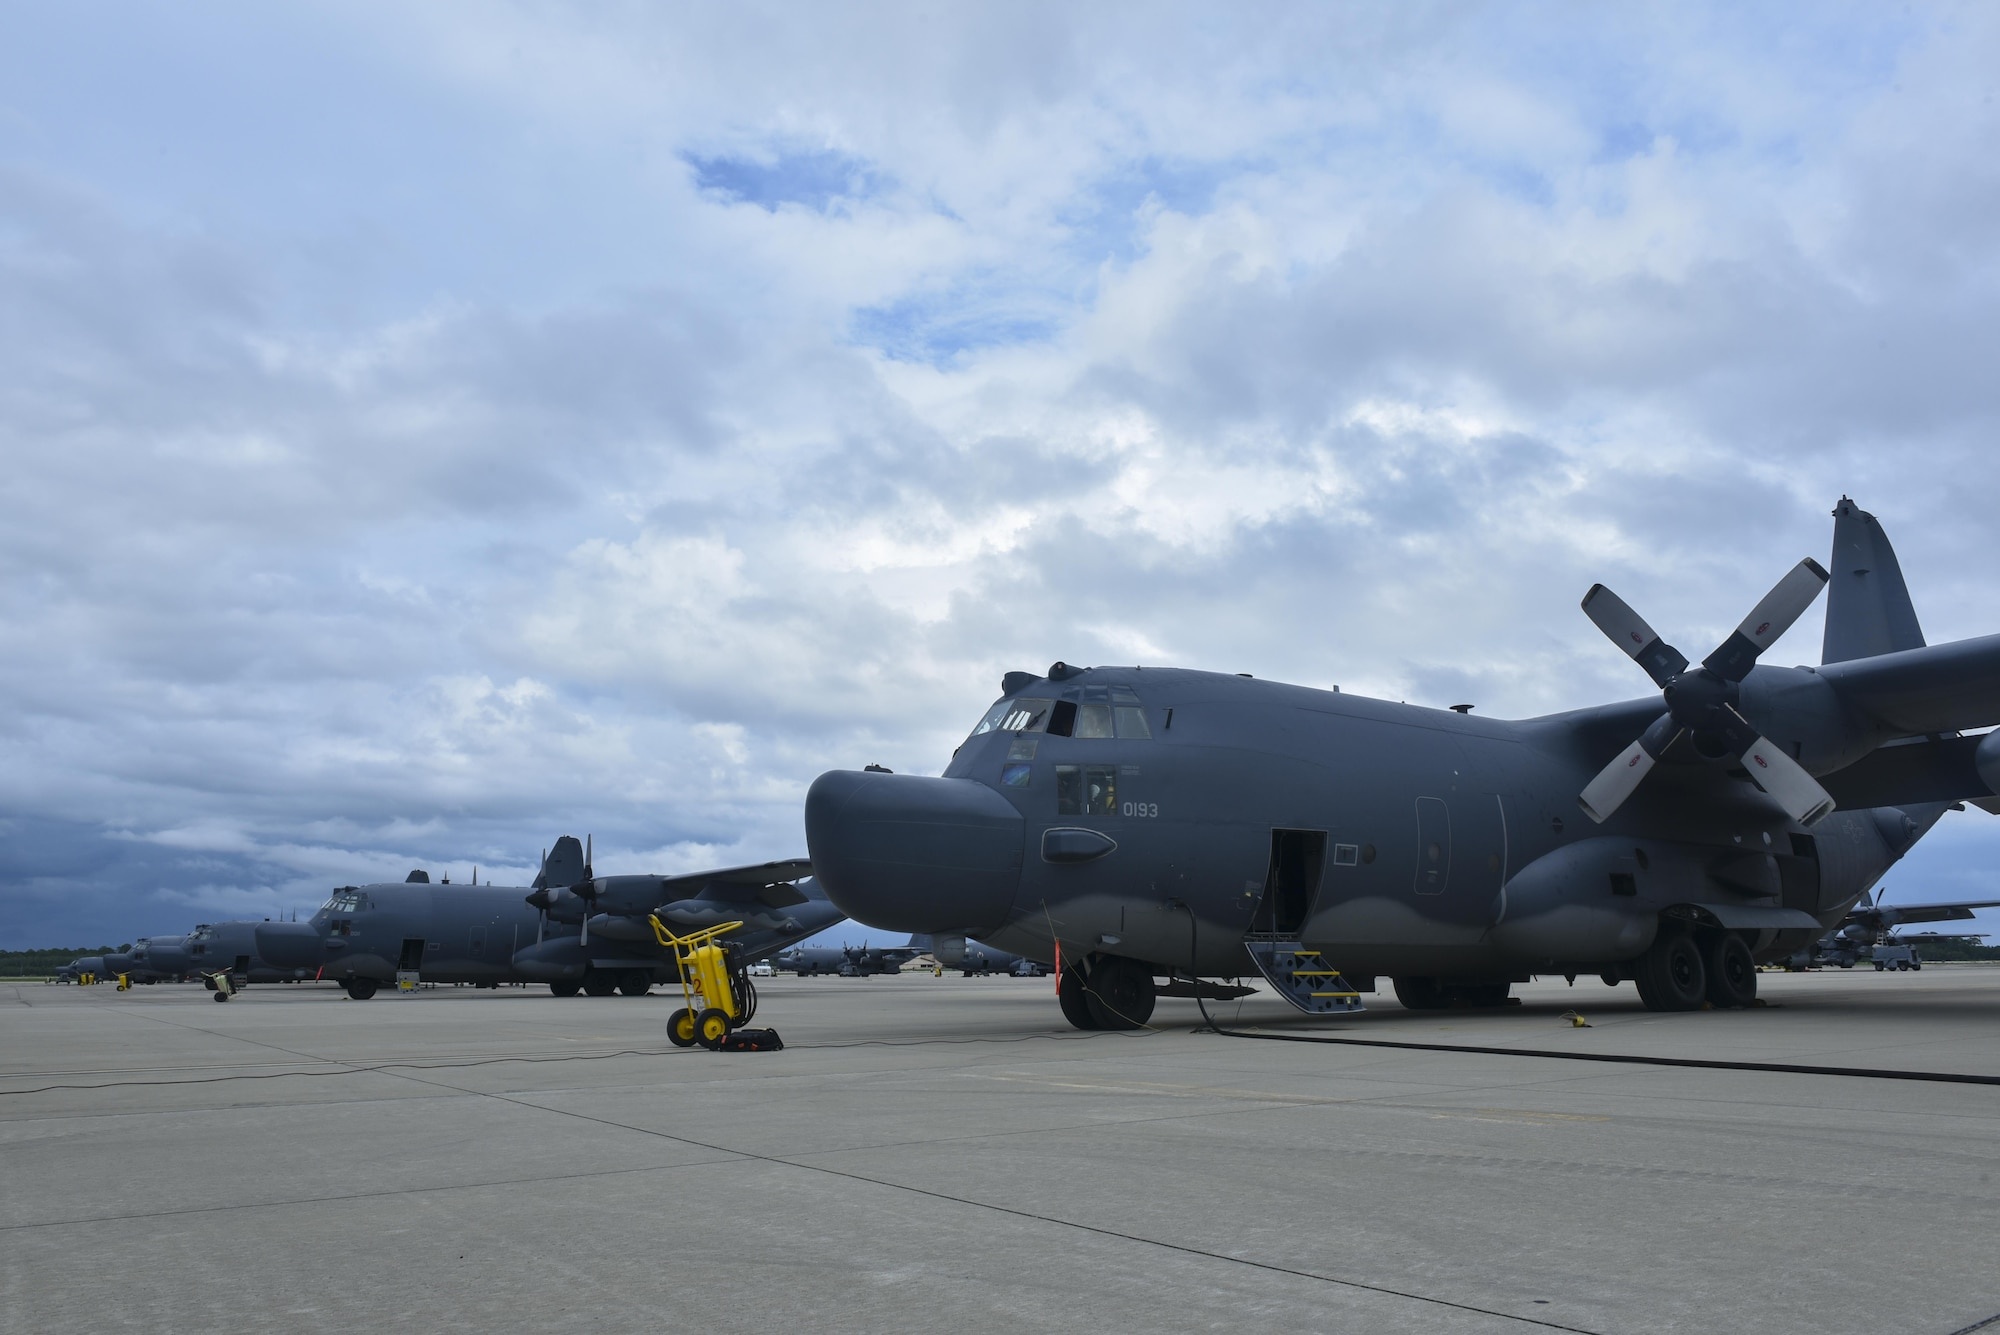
[321,889,369,914]
[979,686,1150,741]
[972,697,1056,736]
[1074,704,1115,738]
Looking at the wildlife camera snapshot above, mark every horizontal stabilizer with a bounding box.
[1821,734,1994,809]
[1819,634,2000,736]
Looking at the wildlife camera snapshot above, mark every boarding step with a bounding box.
[1242,938,1366,1016]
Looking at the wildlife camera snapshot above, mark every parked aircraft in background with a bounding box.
[54,954,111,983]
[924,933,1046,976]
[807,498,2000,1030]
[1783,887,2000,970]
[776,940,912,976]
[256,837,839,999]
[775,932,1045,977]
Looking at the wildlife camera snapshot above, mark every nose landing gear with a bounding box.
[1057,955,1156,1030]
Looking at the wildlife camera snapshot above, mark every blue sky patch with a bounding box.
[686,147,884,212]
[851,286,1062,366]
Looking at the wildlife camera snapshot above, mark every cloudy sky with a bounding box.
[4,2,1998,950]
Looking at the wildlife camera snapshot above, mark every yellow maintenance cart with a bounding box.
[650,916,753,1050]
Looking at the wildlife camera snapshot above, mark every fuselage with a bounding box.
[806,665,1928,984]
[257,878,844,989]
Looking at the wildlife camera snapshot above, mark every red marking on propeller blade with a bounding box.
[1628,754,1642,768]
[1755,621,1771,635]
[1630,631,1644,645]
[1752,754,1769,768]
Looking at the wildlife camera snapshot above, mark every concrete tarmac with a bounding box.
[4,968,1998,1334]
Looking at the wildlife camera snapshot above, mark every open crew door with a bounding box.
[1250,829,1327,936]
[1244,829,1363,1016]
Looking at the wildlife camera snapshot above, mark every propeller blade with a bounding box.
[581,912,588,947]
[1582,585,1689,688]
[1579,713,1682,824]
[1721,706,1836,826]
[1702,558,1831,681]
[583,834,593,882]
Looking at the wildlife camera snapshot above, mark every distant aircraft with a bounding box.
[776,937,922,976]
[774,932,1041,977]
[256,837,840,999]
[88,937,185,986]
[54,955,110,983]
[923,933,1046,976]
[1782,888,2000,970]
[807,498,2000,1029]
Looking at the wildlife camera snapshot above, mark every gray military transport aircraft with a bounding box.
[1783,887,2000,970]
[805,498,2000,1029]
[777,931,1041,976]
[256,836,841,999]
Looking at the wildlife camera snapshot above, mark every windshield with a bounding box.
[970,696,1056,737]
[321,889,369,914]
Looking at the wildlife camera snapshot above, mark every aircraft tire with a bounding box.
[1084,956,1155,1030]
[582,972,618,998]
[1057,966,1099,1030]
[695,1007,731,1050]
[618,971,650,997]
[344,978,379,1001]
[1633,928,1705,1011]
[549,981,581,997]
[667,1007,698,1047]
[1702,934,1757,1009]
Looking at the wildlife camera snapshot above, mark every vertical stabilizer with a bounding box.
[1821,497,1926,664]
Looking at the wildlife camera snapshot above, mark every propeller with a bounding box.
[528,847,551,944]
[578,835,596,946]
[1578,558,1836,827]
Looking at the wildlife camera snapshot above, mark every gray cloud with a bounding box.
[4,4,2000,946]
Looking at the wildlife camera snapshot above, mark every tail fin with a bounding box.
[539,835,587,889]
[1821,497,1926,664]
[904,932,932,950]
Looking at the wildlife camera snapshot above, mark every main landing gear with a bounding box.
[343,977,379,1001]
[1057,955,1157,1031]
[1631,924,1758,1011]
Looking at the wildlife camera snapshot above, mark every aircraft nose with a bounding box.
[805,770,1024,935]
[255,922,327,969]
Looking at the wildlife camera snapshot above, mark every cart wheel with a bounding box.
[696,1007,731,1050]
[667,1008,697,1048]
[213,990,230,1003]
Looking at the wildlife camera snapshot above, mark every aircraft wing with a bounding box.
[1817,633,2000,736]
[656,859,815,910]
[1874,900,2000,928]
